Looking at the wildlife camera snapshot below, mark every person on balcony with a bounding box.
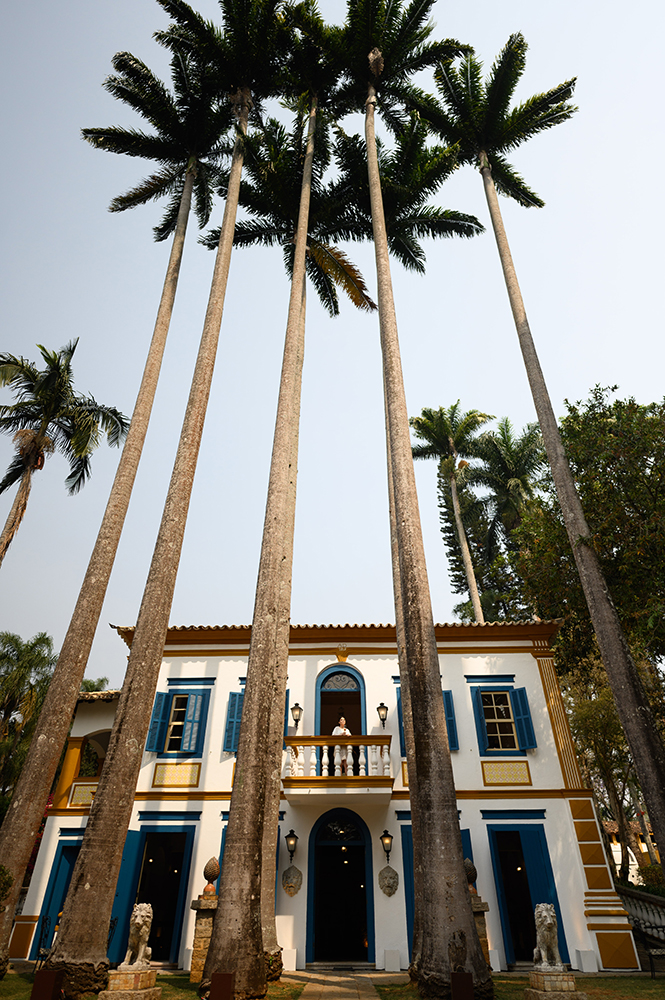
[332,716,352,774]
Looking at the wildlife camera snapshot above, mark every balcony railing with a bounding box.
[283,736,392,778]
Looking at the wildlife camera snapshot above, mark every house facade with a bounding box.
[10,621,639,973]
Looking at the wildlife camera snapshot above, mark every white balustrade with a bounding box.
[296,745,305,777]
[309,744,318,776]
[283,736,393,781]
[321,745,329,776]
[359,745,367,777]
[334,744,342,777]
[382,743,391,776]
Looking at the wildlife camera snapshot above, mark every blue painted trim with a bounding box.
[167,677,215,687]
[487,823,569,966]
[314,664,366,735]
[400,826,414,957]
[279,811,285,821]
[239,677,246,686]
[31,842,80,958]
[392,676,400,684]
[109,830,143,964]
[137,811,201,822]
[154,688,211,758]
[464,675,515,683]
[306,808,375,963]
[395,811,411,821]
[481,810,546,820]
[58,828,84,838]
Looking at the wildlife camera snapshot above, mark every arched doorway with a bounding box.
[307,808,375,962]
[315,665,366,737]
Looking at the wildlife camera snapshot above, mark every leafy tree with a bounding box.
[0,633,56,823]
[46,2,289,994]
[410,403,493,622]
[0,341,127,568]
[80,677,108,693]
[335,1,492,993]
[416,34,665,868]
[0,39,231,971]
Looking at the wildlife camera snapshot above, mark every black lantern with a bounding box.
[376,702,388,729]
[380,829,393,864]
[285,829,299,862]
[290,703,303,732]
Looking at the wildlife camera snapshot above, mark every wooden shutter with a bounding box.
[223,691,244,752]
[510,687,537,749]
[145,692,169,752]
[443,690,459,751]
[471,687,489,755]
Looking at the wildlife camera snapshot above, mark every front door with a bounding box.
[311,810,373,962]
[134,832,187,963]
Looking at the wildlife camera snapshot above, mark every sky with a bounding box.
[1,0,663,688]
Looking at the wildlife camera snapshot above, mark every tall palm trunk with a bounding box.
[445,462,484,623]
[366,81,492,998]
[385,429,423,978]
[44,97,251,998]
[204,100,316,1000]
[0,468,33,567]
[480,152,665,863]
[0,167,197,966]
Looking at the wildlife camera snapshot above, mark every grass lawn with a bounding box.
[0,973,305,1000]
[374,975,663,1000]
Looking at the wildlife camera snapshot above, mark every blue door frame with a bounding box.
[306,808,375,963]
[31,841,81,958]
[314,665,367,735]
[487,823,569,966]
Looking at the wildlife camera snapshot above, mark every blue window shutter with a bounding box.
[471,687,489,755]
[396,687,406,758]
[510,687,537,749]
[181,693,201,753]
[443,690,459,751]
[146,692,169,752]
[223,691,244,752]
[284,689,290,740]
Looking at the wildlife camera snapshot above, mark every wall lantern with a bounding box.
[380,830,393,865]
[285,829,299,862]
[291,703,303,732]
[376,702,388,729]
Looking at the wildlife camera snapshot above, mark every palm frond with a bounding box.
[308,242,377,312]
[0,455,27,496]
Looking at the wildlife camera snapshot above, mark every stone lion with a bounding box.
[533,903,563,970]
[120,902,153,969]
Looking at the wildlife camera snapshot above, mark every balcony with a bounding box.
[282,736,394,804]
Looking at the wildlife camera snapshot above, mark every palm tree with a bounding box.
[417,33,665,860]
[0,633,56,822]
[45,2,288,993]
[410,404,493,622]
[204,105,377,982]
[0,341,128,567]
[334,1,492,992]
[0,46,230,968]
[474,418,543,554]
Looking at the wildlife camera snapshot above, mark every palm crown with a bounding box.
[416,32,577,206]
[82,48,232,240]
[0,340,128,495]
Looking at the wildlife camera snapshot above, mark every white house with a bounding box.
[10,620,639,974]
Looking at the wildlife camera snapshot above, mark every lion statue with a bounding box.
[119,902,153,969]
[533,903,563,970]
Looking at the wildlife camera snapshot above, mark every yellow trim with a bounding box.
[52,737,86,810]
[283,776,394,789]
[536,655,582,789]
[587,922,633,931]
[571,800,595,819]
[584,910,628,917]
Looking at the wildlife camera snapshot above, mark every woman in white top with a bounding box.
[332,716,351,774]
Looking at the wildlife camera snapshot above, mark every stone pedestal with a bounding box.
[470,893,490,965]
[524,969,587,1000]
[190,894,218,983]
[98,968,161,1000]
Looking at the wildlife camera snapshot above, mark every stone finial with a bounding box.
[463,857,477,886]
[203,857,220,894]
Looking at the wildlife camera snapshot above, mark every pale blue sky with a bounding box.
[1,0,663,686]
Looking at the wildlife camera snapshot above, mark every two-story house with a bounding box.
[10,620,639,974]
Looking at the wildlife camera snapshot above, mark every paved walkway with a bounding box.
[282,971,409,1000]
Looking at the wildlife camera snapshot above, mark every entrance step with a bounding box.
[306,963,376,972]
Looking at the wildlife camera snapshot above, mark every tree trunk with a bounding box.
[628,781,659,866]
[385,429,423,979]
[44,97,251,999]
[447,466,484,623]
[0,467,33,568]
[0,168,198,970]
[204,101,315,1000]
[366,84,492,999]
[480,153,665,870]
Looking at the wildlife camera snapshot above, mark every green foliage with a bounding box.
[515,388,665,674]
[413,32,577,207]
[0,340,129,496]
[80,677,108,692]
[0,632,57,821]
[637,864,665,891]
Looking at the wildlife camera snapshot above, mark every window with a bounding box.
[223,688,289,753]
[146,688,211,757]
[471,686,537,755]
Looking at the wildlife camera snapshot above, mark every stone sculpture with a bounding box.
[533,903,563,970]
[378,866,399,897]
[119,903,154,970]
[282,865,302,897]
